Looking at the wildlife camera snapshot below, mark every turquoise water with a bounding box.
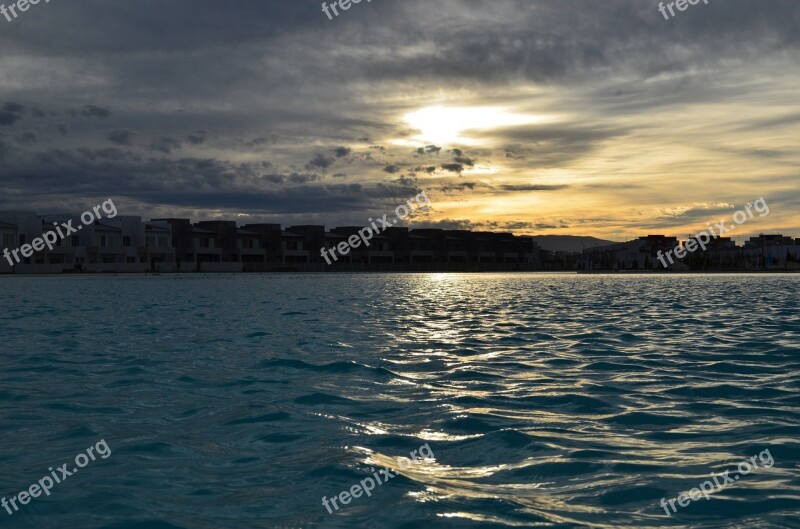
[0,273,799,529]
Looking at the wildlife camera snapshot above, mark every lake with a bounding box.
[1,273,798,528]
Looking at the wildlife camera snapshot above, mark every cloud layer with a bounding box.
[0,0,798,240]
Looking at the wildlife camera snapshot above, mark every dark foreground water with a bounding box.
[0,273,798,529]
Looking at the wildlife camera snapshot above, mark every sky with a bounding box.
[0,0,798,242]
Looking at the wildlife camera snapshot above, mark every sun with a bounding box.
[399,105,551,147]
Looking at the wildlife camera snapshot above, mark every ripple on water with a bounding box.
[0,273,797,529]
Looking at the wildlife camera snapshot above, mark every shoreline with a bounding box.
[1,269,799,277]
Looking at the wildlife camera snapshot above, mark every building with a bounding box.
[581,235,679,271]
[0,207,795,273]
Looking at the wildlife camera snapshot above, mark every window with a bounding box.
[19,234,26,245]
[197,237,216,248]
[2,234,13,247]
[127,256,136,263]
[71,235,80,247]
[123,236,131,247]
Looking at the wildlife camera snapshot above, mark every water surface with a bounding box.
[0,273,798,528]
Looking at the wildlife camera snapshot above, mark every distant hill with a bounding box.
[531,235,617,253]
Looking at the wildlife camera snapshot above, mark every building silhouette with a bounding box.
[2,210,797,274]
[0,212,544,273]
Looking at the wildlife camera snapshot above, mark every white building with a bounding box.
[0,213,175,274]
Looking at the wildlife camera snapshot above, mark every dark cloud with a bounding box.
[107,129,135,145]
[187,130,208,144]
[150,137,183,154]
[259,172,321,185]
[15,131,38,145]
[246,137,269,146]
[383,164,401,173]
[0,135,10,161]
[396,173,417,183]
[262,174,285,184]
[0,145,417,219]
[0,0,797,234]
[306,153,334,170]
[0,102,25,126]
[69,105,112,119]
[417,145,442,155]
[287,173,322,184]
[441,163,464,173]
[440,182,477,193]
